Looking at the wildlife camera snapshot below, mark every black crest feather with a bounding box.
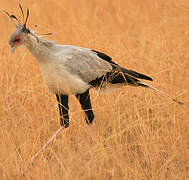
[3,10,20,24]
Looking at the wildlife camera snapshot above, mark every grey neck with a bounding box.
[24,33,55,61]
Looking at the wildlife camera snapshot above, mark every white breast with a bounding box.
[39,61,90,95]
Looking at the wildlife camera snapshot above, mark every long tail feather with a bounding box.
[138,82,184,105]
[121,68,153,81]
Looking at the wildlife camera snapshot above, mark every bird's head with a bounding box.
[4,5,38,53]
[8,25,30,53]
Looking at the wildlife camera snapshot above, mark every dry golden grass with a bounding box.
[0,0,189,179]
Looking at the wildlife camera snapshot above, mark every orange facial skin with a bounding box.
[13,35,21,45]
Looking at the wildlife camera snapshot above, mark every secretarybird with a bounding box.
[5,6,183,128]
[5,6,183,171]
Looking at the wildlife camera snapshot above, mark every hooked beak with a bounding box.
[11,46,15,54]
[9,40,15,54]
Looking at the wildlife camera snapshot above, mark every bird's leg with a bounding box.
[75,89,94,125]
[56,94,69,128]
[23,126,64,174]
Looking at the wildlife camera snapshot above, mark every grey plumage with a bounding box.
[53,46,113,83]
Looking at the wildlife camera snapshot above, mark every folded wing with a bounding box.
[58,46,152,87]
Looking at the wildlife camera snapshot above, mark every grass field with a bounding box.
[0,0,189,179]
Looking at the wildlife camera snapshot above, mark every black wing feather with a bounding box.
[91,49,153,81]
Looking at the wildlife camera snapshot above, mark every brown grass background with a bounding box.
[0,0,189,179]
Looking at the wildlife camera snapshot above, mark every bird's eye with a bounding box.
[14,38,20,42]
